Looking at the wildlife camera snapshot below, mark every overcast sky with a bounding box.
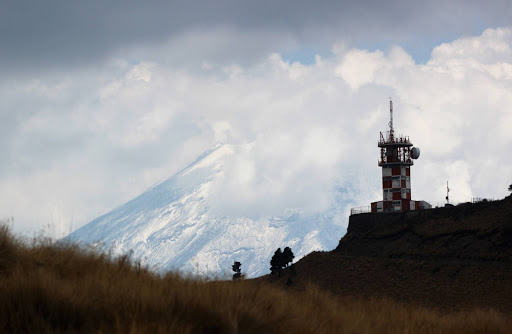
[1,1,512,237]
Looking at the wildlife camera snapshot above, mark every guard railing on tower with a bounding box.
[350,206,371,215]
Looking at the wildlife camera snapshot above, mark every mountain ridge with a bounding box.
[64,143,346,277]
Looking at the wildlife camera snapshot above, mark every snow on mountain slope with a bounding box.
[64,143,347,278]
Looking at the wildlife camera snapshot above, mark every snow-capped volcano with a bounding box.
[65,143,347,277]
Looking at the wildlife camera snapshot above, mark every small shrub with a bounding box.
[232,261,241,281]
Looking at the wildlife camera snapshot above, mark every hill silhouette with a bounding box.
[270,195,512,312]
[4,224,512,333]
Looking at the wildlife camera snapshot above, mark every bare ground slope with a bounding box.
[270,195,512,312]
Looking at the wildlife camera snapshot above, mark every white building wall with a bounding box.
[419,201,432,209]
[383,190,391,201]
[382,167,392,177]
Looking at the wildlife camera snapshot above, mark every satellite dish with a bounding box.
[411,147,420,159]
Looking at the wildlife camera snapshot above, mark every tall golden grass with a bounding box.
[1,224,510,334]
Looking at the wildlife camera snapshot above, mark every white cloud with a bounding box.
[430,28,512,65]
[335,46,415,90]
[1,27,512,236]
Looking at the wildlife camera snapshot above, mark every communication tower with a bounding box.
[371,99,431,212]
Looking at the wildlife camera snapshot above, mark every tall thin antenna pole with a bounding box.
[389,98,394,139]
[446,181,450,204]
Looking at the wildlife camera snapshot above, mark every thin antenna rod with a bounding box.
[389,98,394,139]
[446,181,450,204]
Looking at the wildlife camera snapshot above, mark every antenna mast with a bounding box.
[389,98,394,140]
[446,181,450,204]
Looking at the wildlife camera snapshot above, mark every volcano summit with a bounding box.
[65,144,347,277]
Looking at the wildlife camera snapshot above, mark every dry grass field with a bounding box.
[1,224,511,334]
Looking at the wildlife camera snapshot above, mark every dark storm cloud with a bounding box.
[1,0,511,72]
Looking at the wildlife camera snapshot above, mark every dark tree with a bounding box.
[509,184,512,192]
[232,261,242,281]
[282,247,295,267]
[270,248,283,277]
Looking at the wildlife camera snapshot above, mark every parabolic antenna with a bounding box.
[411,147,420,159]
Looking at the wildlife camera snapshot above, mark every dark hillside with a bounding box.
[339,196,512,261]
[275,195,512,311]
[4,225,512,333]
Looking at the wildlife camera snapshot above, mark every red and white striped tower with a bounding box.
[371,100,430,213]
